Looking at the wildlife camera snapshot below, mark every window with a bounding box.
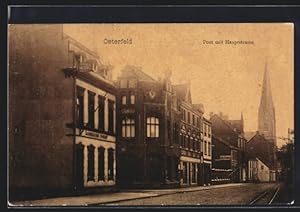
[204,141,207,155]
[108,148,114,180]
[128,80,137,88]
[208,126,211,138]
[183,110,186,121]
[261,165,264,170]
[204,124,207,136]
[147,117,159,138]
[87,145,95,181]
[180,134,184,147]
[76,86,84,127]
[98,147,105,181]
[187,112,191,123]
[120,79,128,88]
[88,91,95,129]
[122,118,135,137]
[130,94,135,104]
[108,100,114,133]
[98,96,105,132]
[121,95,127,105]
[208,142,211,156]
[192,114,195,125]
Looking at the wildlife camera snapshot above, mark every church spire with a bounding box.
[258,61,276,141]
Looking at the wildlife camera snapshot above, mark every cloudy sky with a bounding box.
[64,23,294,147]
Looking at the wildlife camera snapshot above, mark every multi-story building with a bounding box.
[210,113,247,183]
[173,83,208,186]
[211,135,239,184]
[201,117,212,185]
[9,25,117,199]
[116,66,181,188]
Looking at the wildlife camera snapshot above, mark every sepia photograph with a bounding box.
[8,23,294,207]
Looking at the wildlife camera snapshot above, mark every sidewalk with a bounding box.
[10,183,244,207]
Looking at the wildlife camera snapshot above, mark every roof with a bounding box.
[227,120,243,134]
[173,84,188,100]
[244,131,256,141]
[119,65,156,81]
[212,135,239,150]
[173,83,192,104]
[210,114,239,136]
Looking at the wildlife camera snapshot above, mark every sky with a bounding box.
[63,23,294,147]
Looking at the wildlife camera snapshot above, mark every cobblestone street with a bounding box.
[106,183,278,206]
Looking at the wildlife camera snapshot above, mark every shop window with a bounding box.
[88,91,95,129]
[108,148,114,180]
[147,117,159,138]
[122,118,135,137]
[87,145,95,181]
[98,96,105,132]
[98,147,105,181]
[183,162,188,184]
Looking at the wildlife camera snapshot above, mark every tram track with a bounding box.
[249,183,281,205]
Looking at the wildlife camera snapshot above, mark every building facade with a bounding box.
[201,118,212,185]
[248,158,271,182]
[116,67,181,188]
[9,25,117,199]
[210,113,247,183]
[174,83,211,186]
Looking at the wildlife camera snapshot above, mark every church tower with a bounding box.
[258,62,277,167]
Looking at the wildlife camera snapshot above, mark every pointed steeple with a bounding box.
[260,62,274,110]
[258,62,276,141]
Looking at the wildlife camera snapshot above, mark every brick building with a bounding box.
[9,25,117,199]
[210,113,247,183]
[201,117,212,185]
[173,83,206,186]
[116,67,181,188]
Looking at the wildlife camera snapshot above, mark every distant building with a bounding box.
[248,157,272,182]
[9,25,117,199]
[257,63,277,170]
[116,66,181,188]
[211,136,239,184]
[246,131,276,181]
[210,113,247,183]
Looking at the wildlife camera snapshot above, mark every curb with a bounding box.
[87,183,245,206]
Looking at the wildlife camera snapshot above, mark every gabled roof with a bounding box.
[212,135,239,150]
[210,114,239,135]
[119,65,156,81]
[173,83,192,104]
[244,131,256,141]
[227,120,243,134]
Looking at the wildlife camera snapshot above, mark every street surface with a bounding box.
[105,183,280,206]
[13,182,293,207]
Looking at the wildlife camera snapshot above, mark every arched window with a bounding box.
[147,117,159,138]
[122,118,135,137]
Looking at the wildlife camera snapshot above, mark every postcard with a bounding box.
[8,23,294,207]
